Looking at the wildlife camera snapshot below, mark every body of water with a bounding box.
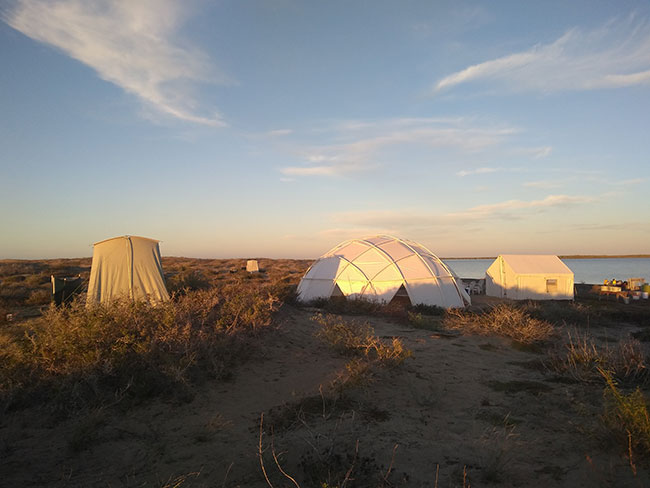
[442,257,650,284]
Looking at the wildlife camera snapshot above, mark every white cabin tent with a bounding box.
[297,235,470,308]
[485,255,574,300]
[87,235,170,304]
[246,260,259,273]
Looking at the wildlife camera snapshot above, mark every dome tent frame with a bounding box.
[297,235,470,308]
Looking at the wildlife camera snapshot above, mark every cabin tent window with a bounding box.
[546,279,558,293]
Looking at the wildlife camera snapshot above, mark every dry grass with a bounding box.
[0,282,280,413]
[548,329,648,385]
[407,311,444,331]
[444,304,556,344]
[599,368,650,465]
[0,256,309,414]
[313,313,412,366]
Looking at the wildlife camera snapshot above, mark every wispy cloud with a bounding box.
[267,129,293,137]
[450,194,593,220]
[282,165,343,176]
[523,180,564,189]
[4,0,226,125]
[613,178,646,186]
[574,221,650,233]
[279,117,519,177]
[456,167,500,177]
[516,146,553,159]
[433,16,650,94]
[330,194,594,232]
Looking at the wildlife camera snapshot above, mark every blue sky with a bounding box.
[1,0,649,259]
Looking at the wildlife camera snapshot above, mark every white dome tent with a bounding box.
[297,235,470,308]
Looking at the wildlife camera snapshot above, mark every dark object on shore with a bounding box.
[51,275,83,306]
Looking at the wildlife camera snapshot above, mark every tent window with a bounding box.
[546,279,558,293]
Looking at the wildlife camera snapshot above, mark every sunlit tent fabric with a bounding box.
[246,260,259,273]
[87,236,169,304]
[485,255,574,300]
[297,235,470,308]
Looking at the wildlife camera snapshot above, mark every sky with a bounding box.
[1,0,649,259]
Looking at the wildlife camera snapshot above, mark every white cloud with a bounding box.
[4,0,226,125]
[523,180,563,189]
[281,165,342,176]
[456,167,500,177]
[279,118,520,177]
[267,129,293,137]
[433,17,650,93]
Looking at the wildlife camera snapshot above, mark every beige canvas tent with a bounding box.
[87,235,169,304]
[297,235,470,308]
[485,254,574,300]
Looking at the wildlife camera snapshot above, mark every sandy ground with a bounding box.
[1,304,648,487]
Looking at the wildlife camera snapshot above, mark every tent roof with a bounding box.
[498,254,573,275]
[93,235,161,247]
[322,235,450,272]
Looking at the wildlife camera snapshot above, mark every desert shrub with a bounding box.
[479,419,518,483]
[266,276,298,304]
[0,282,280,413]
[313,313,376,353]
[166,268,211,293]
[0,262,41,277]
[26,288,51,306]
[297,441,389,488]
[409,303,445,316]
[0,284,30,302]
[408,311,443,331]
[523,300,594,327]
[330,359,373,392]
[600,368,650,461]
[313,313,411,366]
[3,275,25,283]
[307,296,385,315]
[444,304,556,344]
[25,274,49,288]
[548,330,648,386]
